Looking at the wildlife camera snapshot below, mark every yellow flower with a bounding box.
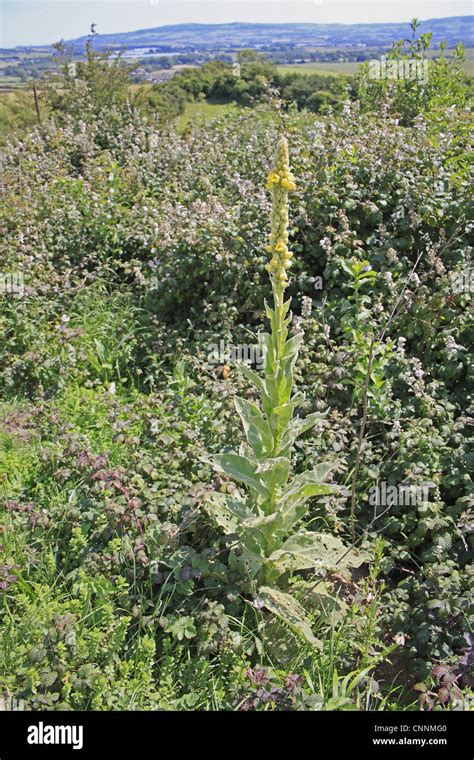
[265,136,295,290]
[281,177,296,191]
[266,171,280,189]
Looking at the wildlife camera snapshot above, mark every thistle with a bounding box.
[205,136,366,647]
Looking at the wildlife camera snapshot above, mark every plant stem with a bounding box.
[350,336,375,543]
[270,282,286,457]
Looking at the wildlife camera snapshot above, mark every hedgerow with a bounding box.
[0,46,472,709]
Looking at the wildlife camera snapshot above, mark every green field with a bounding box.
[176,100,240,130]
[277,62,357,77]
[278,49,474,78]
[0,78,24,91]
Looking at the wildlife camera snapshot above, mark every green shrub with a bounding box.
[0,54,471,705]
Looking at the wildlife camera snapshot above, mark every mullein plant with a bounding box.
[205,137,366,647]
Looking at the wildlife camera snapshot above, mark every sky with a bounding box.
[1,0,472,48]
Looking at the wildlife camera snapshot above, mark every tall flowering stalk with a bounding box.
[263,137,298,461]
[205,136,366,646]
[265,137,296,287]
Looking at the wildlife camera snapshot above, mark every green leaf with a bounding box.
[238,362,272,417]
[272,392,305,434]
[282,297,292,319]
[203,492,253,535]
[239,512,280,556]
[212,453,270,499]
[276,465,338,532]
[283,463,336,496]
[273,391,305,416]
[258,587,322,649]
[305,581,349,622]
[274,368,293,407]
[262,332,275,375]
[238,361,268,396]
[240,511,277,530]
[280,410,328,454]
[282,333,304,362]
[229,548,263,580]
[264,299,275,322]
[270,531,368,572]
[234,396,274,458]
[238,441,256,461]
[203,493,267,559]
[256,457,291,493]
[278,462,339,531]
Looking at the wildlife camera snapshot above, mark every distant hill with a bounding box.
[61,18,473,51]
[4,17,472,55]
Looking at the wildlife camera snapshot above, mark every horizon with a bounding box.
[1,1,472,49]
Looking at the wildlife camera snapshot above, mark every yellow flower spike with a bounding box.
[274,136,289,177]
[265,136,295,291]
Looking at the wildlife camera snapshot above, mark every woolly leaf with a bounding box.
[256,457,291,493]
[258,586,322,649]
[280,410,328,454]
[270,531,368,572]
[212,453,270,499]
[203,493,253,535]
[234,396,274,458]
[276,465,338,532]
[238,363,272,417]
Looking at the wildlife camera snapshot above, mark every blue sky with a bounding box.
[1,0,472,48]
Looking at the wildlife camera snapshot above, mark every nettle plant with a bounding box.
[205,137,367,646]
